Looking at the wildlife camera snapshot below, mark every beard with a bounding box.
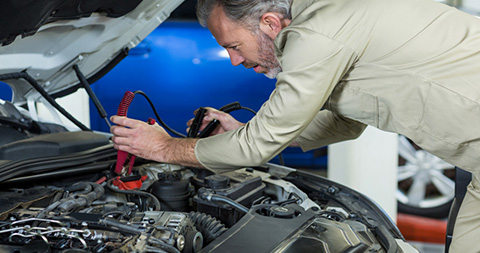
[254,31,282,79]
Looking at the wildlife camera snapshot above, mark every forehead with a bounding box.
[206,5,253,47]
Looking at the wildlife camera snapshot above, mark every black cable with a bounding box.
[100,218,144,235]
[0,72,90,131]
[240,106,257,115]
[219,101,241,113]
[102,210,128,219]
[132,90,186,138]
[127,91,286,166]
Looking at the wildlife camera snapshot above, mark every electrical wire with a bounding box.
[240,106,258,115]
[130,90,285,166]
[132,90,186,138]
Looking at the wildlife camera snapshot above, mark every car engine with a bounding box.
[0,162,406,252]
[0,103,411,252]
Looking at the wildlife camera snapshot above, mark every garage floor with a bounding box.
[409,242,444,253]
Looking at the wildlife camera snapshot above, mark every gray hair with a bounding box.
[196,0,293,30]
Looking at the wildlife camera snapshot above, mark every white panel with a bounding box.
[37,88,90,130]
[328,126,398,221]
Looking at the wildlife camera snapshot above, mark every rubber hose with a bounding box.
[58,182,105,212]
[106,178,161,211]
[188,212,228,244]
[219,102,242,113]
[202,193,249,214]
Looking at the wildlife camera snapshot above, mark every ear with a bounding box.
[259,13,285,39]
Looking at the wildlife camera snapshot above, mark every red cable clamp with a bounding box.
[112,175,148,190]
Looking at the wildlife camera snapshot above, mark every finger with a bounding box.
[111,135,128,145]
[205,109,225,119]
[203,114,213,121]
[110,115,125,125]
[186,118,194,127]
[204,110,220,122]
[110,116,142,128]
[197,119,214,132]
[204,114,222,123]
[194,107,218,116]
[113,143,135,154]
[204,107,218,111]
[112,135,142,156]
[111,125,133,137]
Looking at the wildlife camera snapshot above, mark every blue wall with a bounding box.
[90,22,275,135]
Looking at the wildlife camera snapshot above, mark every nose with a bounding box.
[227,50,245,66]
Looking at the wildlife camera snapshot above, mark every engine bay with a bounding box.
[0,98,415,252]
[0,161,398,253]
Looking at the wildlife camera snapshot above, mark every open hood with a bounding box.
[0,0,184,105]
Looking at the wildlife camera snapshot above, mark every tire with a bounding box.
[397,200,452,219]
[396,135,455,219]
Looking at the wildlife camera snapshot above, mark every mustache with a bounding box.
[242,62,258,69]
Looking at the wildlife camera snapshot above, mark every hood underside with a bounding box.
[0,0,142,47]
[0,0,184,105]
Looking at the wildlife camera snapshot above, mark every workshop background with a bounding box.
[0,0,479,252]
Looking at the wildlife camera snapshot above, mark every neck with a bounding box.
[282,19,292,28]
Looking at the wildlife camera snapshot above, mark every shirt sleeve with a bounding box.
[295,110,367,151]
[195,27,358,170]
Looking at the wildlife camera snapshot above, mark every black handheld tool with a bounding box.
[198,102,242,138]
[187,107,207,138]
[198,119,219,138]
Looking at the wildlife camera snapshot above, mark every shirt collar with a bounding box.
[291,0,316,20]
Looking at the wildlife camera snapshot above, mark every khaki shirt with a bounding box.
[196,0,480,173]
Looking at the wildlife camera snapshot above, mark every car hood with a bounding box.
[0,0,184,105]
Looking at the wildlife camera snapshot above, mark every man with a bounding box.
[111,0,480,251]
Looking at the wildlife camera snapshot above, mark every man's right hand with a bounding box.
[186,107,245,136]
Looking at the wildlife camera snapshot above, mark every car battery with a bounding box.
[194,169,265,227]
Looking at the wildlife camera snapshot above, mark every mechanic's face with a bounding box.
[207,6,282,79]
